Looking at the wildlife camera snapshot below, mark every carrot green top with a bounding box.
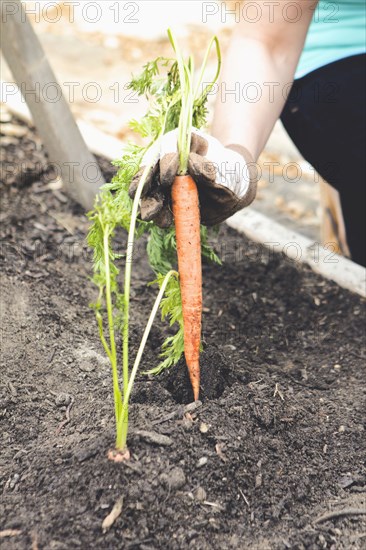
[296,0,366,78]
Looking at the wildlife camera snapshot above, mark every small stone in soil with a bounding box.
[194,487,207,501]
[255,473,263,488]
[199,422,209,433]
[55,393,72,407]
[7,474,20,490]
[197,457,208,468]
[79,361,95,373]
[160,467,186,490]
[76,447,98,463]
[132,430,173,447]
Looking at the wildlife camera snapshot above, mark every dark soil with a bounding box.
[1,117,366,550]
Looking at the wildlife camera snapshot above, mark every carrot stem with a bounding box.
[193,35,221,101]
[96,311,112,363]
[119,161,152,448]
[103,223,122,427]
[117,270,178,449]
[168,29,193,175]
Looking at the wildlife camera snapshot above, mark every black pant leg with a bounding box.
[281,54,366,266]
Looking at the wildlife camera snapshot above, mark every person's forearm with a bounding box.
[211,36,304,161]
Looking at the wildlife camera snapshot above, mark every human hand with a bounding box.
[128,128,257,227]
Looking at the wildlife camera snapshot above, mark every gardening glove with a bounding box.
[128,128,258,227]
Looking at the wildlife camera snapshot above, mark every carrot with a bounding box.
[171,174,202,400]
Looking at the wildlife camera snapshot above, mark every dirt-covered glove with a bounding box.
[128,128,258,227]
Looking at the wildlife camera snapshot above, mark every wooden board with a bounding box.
[0,0,105,209]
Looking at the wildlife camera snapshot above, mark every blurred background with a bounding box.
[1,0,323,241]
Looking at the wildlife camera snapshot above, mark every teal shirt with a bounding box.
[296,0,366,78]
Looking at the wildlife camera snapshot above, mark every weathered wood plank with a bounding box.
[0,0,105,208]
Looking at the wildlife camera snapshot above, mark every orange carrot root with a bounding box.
[172,175,202,401]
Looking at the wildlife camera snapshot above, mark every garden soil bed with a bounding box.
[1,118,365,549]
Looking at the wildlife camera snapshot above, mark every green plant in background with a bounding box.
[87,30,221,456]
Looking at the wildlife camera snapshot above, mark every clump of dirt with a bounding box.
[1,117,365,550]
[163,347,231,403]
